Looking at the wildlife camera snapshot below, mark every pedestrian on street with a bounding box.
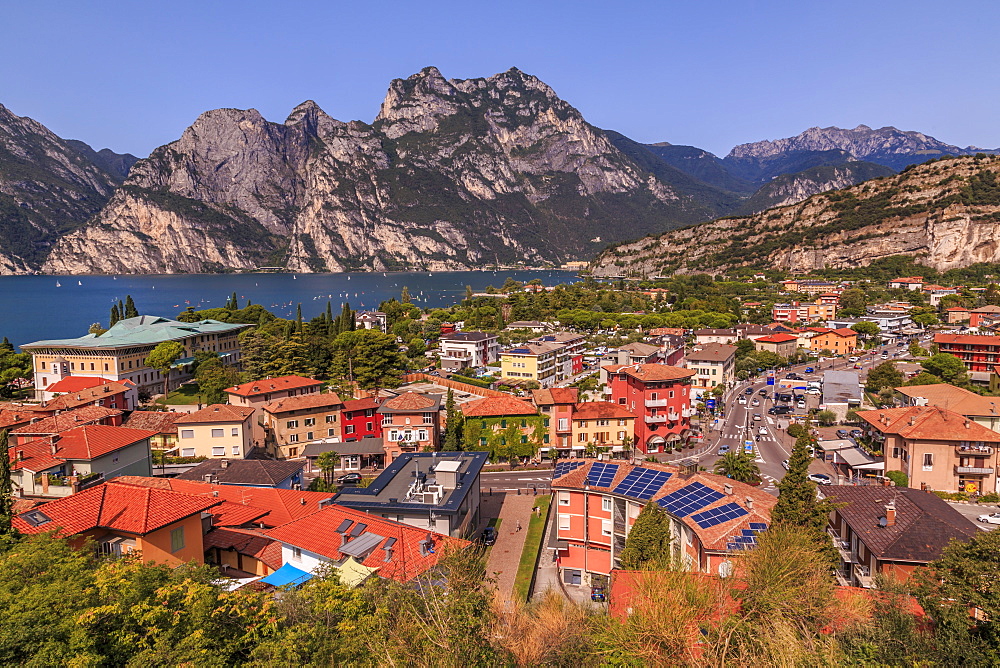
[516,520,522,532]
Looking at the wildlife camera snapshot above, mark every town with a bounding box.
[3,267,1000,665]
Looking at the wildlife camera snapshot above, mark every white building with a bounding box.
[438,332,499,371]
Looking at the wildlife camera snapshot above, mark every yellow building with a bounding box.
[174,404,255,459]
[500,342,560,388]
[570,402,636,454]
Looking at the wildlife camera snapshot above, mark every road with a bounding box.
[481,469,553,491]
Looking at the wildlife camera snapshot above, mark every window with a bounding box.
[40,361,46,370]
[231,445,240,456]
[559,491,570,506]
[578,433,587,443]
[328,429,336,437]
[231,428,239,437]
[892,447,900,458]
[597,419,609,426]
[211,428,224,438]
[601,520,613,536]
[618,431,626,440]
[423,412,435,424]
[619,398,626,405]
[180,429,194,439]
[382,415,392,425]
[181,448,195,457]
[170,527,185,553]
[923,453,934,470]
[306,432,314,440]
[345,425,355,434]
[292,546,302,561]
[288,447,298,457]
[558,514,571,530]
[286,420,299,429]
[212,446,225,456]
[418,430,428,441]
[304,418,315,427]
[365,409,374,417]
[668,390,674,398]
[558,418,568,431]
[602,497,612,512]
[650,392,658,400]
[326,414,336,423]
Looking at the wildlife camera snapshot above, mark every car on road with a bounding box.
[854,363,863,369]
[796,401,807,409]
[782,459,790,470]
[772,405,792,415]
[751,399,760,407]
[744,387,755,395]
[786,373,802,380]
[758,426,767,436]
[804,367,815,373]
[977,513,1000,525]
[718,444,730,455]
[480,526,498,545]
[336,472,363,485]
[808,473,832,485]
[848,356,859,362]
[881,353,888,359]
[738,396,747,405]
[752,414,762,421]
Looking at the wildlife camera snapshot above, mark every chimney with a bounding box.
[965,419,971,429]
[909,416,916,426]
[300,498,306,505]
[723,483,734,495]
[16,450,24,461]
[885,502,896,527]
[220,459,229,468]
[745,497,754,511]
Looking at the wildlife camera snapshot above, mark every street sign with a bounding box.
[706,398,716,409]
[744,441,754,454]
[766,375,775,386]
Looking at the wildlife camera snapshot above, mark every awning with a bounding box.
[853,462,885,471]
[571,445,586,450]
[338,556,380,588]
[260,562,314,587]
[611,446,624,452]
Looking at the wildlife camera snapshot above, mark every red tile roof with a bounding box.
[531,387,579,405]
[856,406,1000,442]
[461,395,538,418]
[202,527,282,570]
[208,501,271,527]
[11,406,123,435]
[123,410,182,434]
[264,505,469,582]
[571,402,636,420]
[342,396,382,412]
[379,391,439,412]
[226,375,322,397]
[41,381,132,412]
[45,376,114,394]
[755,333,798,343]
[934,333,1000,346]
[603,364,696,383]
[263,392,343,414]
[174,404,255,424]
[13,481,220,537]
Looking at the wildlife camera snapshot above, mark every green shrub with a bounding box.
[884,470,908,487]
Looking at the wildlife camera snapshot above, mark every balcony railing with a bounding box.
[667,412,680,421]
[645,415,667,424]
[956,466,993,475]
[645,399,667,408]
[958,445,994,454]
[853,564,874,588]
[828,528,854,563]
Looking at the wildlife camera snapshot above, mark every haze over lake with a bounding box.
[4,270,580,348]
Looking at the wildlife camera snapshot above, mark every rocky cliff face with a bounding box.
[732,161,895,215]
[0,104,132,272]
[45,67,714,274]
[590,155,1000,277]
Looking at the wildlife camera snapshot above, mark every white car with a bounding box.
[978,513,1000,525]
[848,356,859,362]
[796,401,807,409]
[781,459,790,470]
[807,388,821,395]
[752,414,762,421]
[808,473,832,486]
[758,426,767,436]
[737,396,747,405]
[751,399,760,407]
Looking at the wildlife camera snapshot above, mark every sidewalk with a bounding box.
[485,491,538,603]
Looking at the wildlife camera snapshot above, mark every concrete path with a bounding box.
[485,491,538,603]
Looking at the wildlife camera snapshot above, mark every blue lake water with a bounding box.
[0,270,580,349]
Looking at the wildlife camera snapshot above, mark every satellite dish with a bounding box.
[878,516,888,527]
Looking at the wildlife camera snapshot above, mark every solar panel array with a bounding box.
[657,482,724,517]
[613,467,673,500]
[691,503,749,529]
[553,461,585,479]
[587,462,620,487]
[749,522,768,532]
[726,526,767,551]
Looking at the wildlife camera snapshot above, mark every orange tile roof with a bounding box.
[934,333,1000,346]
[174,404,255,424]
[856,406,1000,442]
[209,501,271,527]
[0,407,43,430]
[123,410,182,434]
[263,392,343,414]
[13,481,220,537]
[461,395,538,418]
[380,392,439,412]
[226,375,322,398]
[603,364,696,383]
[890,276,924,283]
[572,402,636,420]
[755,333,798,343]
[264,505,470,582]
[895,384,1000,416]
[41,381,132,412]
[830,328,857,337]
[531,387,579,405]
[342,396,382,412]
[11,406,123,435]
[45,376,114,394]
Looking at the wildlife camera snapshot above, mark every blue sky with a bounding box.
[2,0,998,157]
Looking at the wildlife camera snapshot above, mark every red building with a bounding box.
[340,397,384,442]
[551,460,774,588]
[603,364,695,453]
[934,333,1000,373]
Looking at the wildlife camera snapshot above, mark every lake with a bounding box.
[0,270,580,349]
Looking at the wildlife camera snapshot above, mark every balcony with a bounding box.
[682,408,696,418]
[828,528,853,564]
[645,399,667,408]
[667,412,680,421]
[956,466,993,475]
[958,444,994,454]
[604,386,612,395]
[853,563,874,588]
[645,414,667,424]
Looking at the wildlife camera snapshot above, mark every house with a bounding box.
[569,402,636,456]
[968,305,1000,328]
[438,331,500,371]
[529,332,587,380]
[174,404,255,459]
[264,504,469,584]
[9,424,156,498]
[11,405,123,445]
[500,342,561,388]
[333,451,488,537]
[225,375,323,441]
[39,376,135,410]
[603,364,696,454]
[175,459,305,489]
[262,392,344,460]
[888,276,924,291]
[685,344,737,400]
[771,297,838,324]
[753,332,798,358]
[354,311,388,332]
[340,396,384,442]
[611,342,663,366]
[22,315,249,401]
[822,486,978,588]
[822,371,863,421]
[782,279,839,295]
[734,324,778,341]
[806,327,858,355]
[505,321,549,333]
[377,392,442,461]
[460,395,546,459]
[923,285,959,307]
[13,481,220,565]
[532,387,580,451]
[828,313,912,333]
[693,329,738,345]
[933,332,1000,384]
[815,438,882,480]
[303,437,387,473]
[551,460,774,587]
[856,406,1000,494]
[945,306,971,324]
[896,383,1000,432]
[122,410,182,452]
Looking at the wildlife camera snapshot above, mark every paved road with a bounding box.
[947,500,1000,531]
[481,469,553,491]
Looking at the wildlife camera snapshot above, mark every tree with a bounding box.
[906,371,943,386]
[144,340,185,398]
[401,286,412,304]
[851,321,881,346]
[0,430,12,536]
[909,340,928,357]
[619,502,673,570]
[123,294,138,319]
[921,353,968,385]
[330,330,405,392]
[816,409,837,426]
[713,451,760,484]
[772,434,839,567]
[865,361,904,393]
[109,303,121,328]
[912,312,939,328]
[194,355,240,404]
[838,288,868,316]
[443,389,462,451]
[316,451,338,485]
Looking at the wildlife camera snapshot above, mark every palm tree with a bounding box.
[714,451,761,485]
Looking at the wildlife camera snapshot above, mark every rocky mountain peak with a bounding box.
[375,66,464,138]
[284,99,342,137]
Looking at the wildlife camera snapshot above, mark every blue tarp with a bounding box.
[260,562,314,587]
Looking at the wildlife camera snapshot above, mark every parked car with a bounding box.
[978,513,1000,525]
[807,388,821,395]
[796,400,807,409]
[836,429,850,439]
[480,526,498,545]
[767,407,777,415]
[808,473,832,485]
[337,472,363,485]
[773,406,792,415]
[850,429,864,439]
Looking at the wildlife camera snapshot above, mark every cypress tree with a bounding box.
[443,389,462,451]
[110,304,120,328]
[401,286,411,304]
[124,295,138,318]
[230,292,238,310]
[619,501,672,569]
[118,299,125,320]
[0,430,15,536]
[296,304,303,333]
[773,433,840,567]
[340,302,354,332]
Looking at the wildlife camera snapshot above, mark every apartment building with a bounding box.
[604,364,696,454]
[532,387,579,450]
[174,405,255,460]
[377,392,442,462]
[341,396,384,442]
[805,327,858,355]
[771,295,838,324]
[226,375,324,442]
[933,332,1000,386]
[685,343,737,400]
[692,329,738,345]
[529,332,586,380]
[262,393,344,459]
[500,342,560,387]
[438,331,499,371]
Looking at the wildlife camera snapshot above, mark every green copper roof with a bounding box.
[22,316,250,350]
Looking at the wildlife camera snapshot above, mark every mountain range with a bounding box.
[0,69,995,275]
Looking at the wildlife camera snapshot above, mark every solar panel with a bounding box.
[612,467,673,500]
[553,461,585,479]
[691,503,749,529]
[749,522,768,532]
[587,462,619,487]
[741,529,757,538]
[657,482,725,517]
